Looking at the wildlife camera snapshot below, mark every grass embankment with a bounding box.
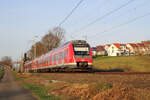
[12,71,112,100]
[93,55,150,72]
[12,71,60,100]
[12,72,150,100]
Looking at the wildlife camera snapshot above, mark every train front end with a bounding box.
[72,40,93,70]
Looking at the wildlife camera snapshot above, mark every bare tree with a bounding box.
[41,27,65,53]
[27,27,65,60]
[28,41,45,59]
[41,32,56,52]
[0,56,12,67]
[52,27,65,45]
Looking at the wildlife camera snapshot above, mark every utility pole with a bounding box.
[33,36,38,59]
[83,35,88,41]
[19,52,24,73]
[34,43,36,59]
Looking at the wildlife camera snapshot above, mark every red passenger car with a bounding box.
[24,40,93,72]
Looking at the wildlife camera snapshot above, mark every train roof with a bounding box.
[32,40,88,61]
[63,40,87,45]
[51,40,87,51]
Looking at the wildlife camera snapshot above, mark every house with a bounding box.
[126,43,148,55]
[94,41,150,57]
[96,45,107,56]
[91,47,97,57]
[107,43,127,56]
[136,43,147,55]
[141,41,150,54]
[104,44,111,53]
[141,41,150,48]
[126,43,139,55]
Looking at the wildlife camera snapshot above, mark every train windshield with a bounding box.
[74,47,90,56]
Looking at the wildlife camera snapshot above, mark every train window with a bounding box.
[63,50,66,58]
[52,54,53,63]
[57,54,58,61]
[61,52,63,60]
[74,47,90,56]
[45,58,46,63]
[65,50,66,58]
[54,55,55,61]
[56,54,58,61]
[66,49,68,58]
[56,54,57,61]
[46,57,48,63]
[59,52,61,60]
[64,49,68,58]
[54,54,56,61]
[57,53,58,60]
[49,56,51,63]
[57,54,59,61]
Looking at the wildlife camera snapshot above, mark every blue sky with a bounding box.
[0,0,150,60]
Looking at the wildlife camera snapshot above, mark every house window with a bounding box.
[112,50,114,53]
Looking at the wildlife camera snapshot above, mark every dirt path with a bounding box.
[0,68,37,100]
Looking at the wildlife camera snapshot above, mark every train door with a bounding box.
[62,50,64,66]
[48,55,50,66]
[52,54,54,66]
[56,53,58,66]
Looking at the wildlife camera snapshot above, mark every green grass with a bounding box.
[12,71,59,100]
[23,82,60,100]
[93,55,150,72]
[11,71,24,81]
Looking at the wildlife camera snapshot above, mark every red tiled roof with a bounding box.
[141,41,150,44]
[128,43,138,48]
[141,41,150,46]
[96,46,105,51]
[126,47,130,50]
[113,43,121,49]
[105,44,111,47]
[100,45,105,47]
[136,43,145,47]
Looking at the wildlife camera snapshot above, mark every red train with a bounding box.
[24,40,93,72]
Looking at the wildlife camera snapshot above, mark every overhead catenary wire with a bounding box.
[58,0,85,26]
[68,0,113,40]
[72,0,136,34]
[90,12,150,39]
[89,0,150,38]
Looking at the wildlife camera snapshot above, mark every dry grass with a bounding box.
[14,72,150,100]
[93,55,150,72]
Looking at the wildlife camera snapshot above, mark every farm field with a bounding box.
[93,55,150,72]
[12,55,150,100]
[14,72,150,100]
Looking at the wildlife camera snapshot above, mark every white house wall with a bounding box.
[108,44,120,56]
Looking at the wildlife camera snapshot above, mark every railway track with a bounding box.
[33,71,150,75]
[93,72,150,75]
